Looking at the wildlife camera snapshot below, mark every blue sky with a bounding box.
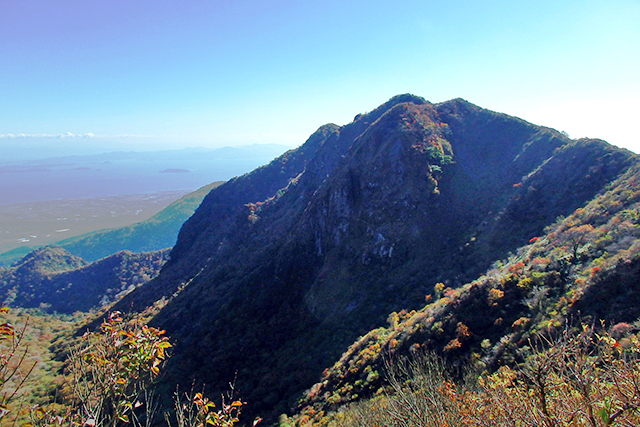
[1,0,639,153]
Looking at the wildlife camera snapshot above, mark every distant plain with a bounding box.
[0,191,187,254]
[0,144,290,256]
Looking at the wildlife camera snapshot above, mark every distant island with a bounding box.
[159,168,191,173]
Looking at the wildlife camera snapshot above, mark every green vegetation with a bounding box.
[0,247,39,267]
[0,307,81,425]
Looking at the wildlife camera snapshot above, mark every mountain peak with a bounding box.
[13,246,86,276]
[354,93,429,123]
[386,93,427,105]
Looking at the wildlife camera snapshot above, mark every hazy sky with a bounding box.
[1,0,639,152]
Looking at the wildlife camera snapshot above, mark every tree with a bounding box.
[554,224,595,261]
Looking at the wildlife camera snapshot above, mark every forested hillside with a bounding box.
[0,246,169,313]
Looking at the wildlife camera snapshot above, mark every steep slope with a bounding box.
[117,122,340,313]
[0,246,169,313]
[110,95,637,420]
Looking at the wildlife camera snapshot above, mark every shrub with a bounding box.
[27,312,257,427]
[28,311,171,426]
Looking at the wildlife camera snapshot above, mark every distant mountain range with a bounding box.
[94,94,637,422]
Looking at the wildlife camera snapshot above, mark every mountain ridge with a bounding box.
[99,95,638,421]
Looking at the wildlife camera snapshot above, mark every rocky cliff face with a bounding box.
[111,94,636,419]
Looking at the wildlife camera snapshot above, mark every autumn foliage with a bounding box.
[0,309,252,427]
[311,324,640,426]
